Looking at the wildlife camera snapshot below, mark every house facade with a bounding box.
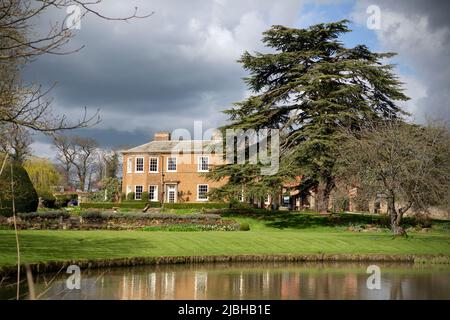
[121,132,225,203]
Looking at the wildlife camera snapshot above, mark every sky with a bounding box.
[26,0,450,158]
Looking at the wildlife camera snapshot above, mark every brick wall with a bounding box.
[122,153,226,203]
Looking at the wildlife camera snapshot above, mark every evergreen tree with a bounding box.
[0,159,39,216]
[209,20,408,213]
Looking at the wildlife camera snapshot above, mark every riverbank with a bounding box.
[1,229,449,276]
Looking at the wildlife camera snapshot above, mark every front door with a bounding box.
[167,185,177,203]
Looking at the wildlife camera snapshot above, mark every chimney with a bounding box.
[154,131,171,141]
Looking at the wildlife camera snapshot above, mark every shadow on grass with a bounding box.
[220,209,446,230]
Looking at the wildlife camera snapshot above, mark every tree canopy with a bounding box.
[337,120,450,235]
[23,157,62,196]
[209,20,409,212]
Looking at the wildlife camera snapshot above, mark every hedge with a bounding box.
[163,202,229,209]
[54,194,77,208]
[39,192,57,208]
[80,201,161,210]
[79,211,220,220]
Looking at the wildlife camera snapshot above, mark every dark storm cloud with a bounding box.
[26,0,450,158]
[24,0,304,155]
[375,0,450,32]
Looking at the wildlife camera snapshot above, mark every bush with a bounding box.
[40,192,56,208]
[414,214,433,228]
[126,192,135,201]
[239,222,250,231]
[78,211,220,220]
[230,201,254,210]
[121,192,127,201]
[54,194,77,207]
[80,211,103,219]
[163,202,229,210]
[140,224,239,232]
[0,162,39,216]
[141,191,149,201]
[18,211,70,219]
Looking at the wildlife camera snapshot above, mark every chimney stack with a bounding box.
[154,131,171,141]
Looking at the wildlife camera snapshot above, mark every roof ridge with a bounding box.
[122,139,221,153]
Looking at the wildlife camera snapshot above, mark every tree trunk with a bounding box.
[387,196,407,237]
[63,166,71,190]
[316,177,334,214]
[78,172,85,192]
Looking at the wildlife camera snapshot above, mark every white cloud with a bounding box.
[30,140,57,160]
[352,0,450,123]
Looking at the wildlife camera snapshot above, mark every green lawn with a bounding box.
[0,230,449,267]
[0,210,448,267]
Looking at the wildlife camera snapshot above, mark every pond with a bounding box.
[1,262,449,300]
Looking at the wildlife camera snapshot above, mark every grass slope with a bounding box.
[0,210,448,267]
[0,230,449,267]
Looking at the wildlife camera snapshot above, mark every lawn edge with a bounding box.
[1,253,449,277]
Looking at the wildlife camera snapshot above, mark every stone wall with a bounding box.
[0,212,238,230]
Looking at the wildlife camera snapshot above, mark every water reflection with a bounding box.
[1,262,449,300]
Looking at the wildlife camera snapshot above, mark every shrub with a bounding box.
[0,162,39,216]
[414,214,433,228]
[239,222,250,231]
[121,192,127,201]
[18,211,70,219]
[140,224,239,232]
[40,192,56,208]
[163,202,229,210]
[80,211,103,219]
[141,192,149,201]
[127,192,135,201]
[230,201,254,210]
[78,211,220,220]
[54,194,77,207]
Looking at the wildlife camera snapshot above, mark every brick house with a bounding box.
[121,132,225,203]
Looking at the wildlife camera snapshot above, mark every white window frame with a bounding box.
[126,185,132,195]
[135,157,144,173]
[148,185,158,201]
[197,184,209,201]
[149,157,159,173]
[135,185,143,200]
[197,156,209,172]
[167,157,177,172]
[264,194,271,204]
[126,158,133,173]
[239,187,244,202]
[167,184,177,203]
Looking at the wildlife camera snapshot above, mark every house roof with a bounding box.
[122,140,222,154]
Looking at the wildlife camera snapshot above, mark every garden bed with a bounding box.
[0,211,238,231]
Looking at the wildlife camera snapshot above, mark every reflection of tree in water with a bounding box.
[390,277,403,300]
